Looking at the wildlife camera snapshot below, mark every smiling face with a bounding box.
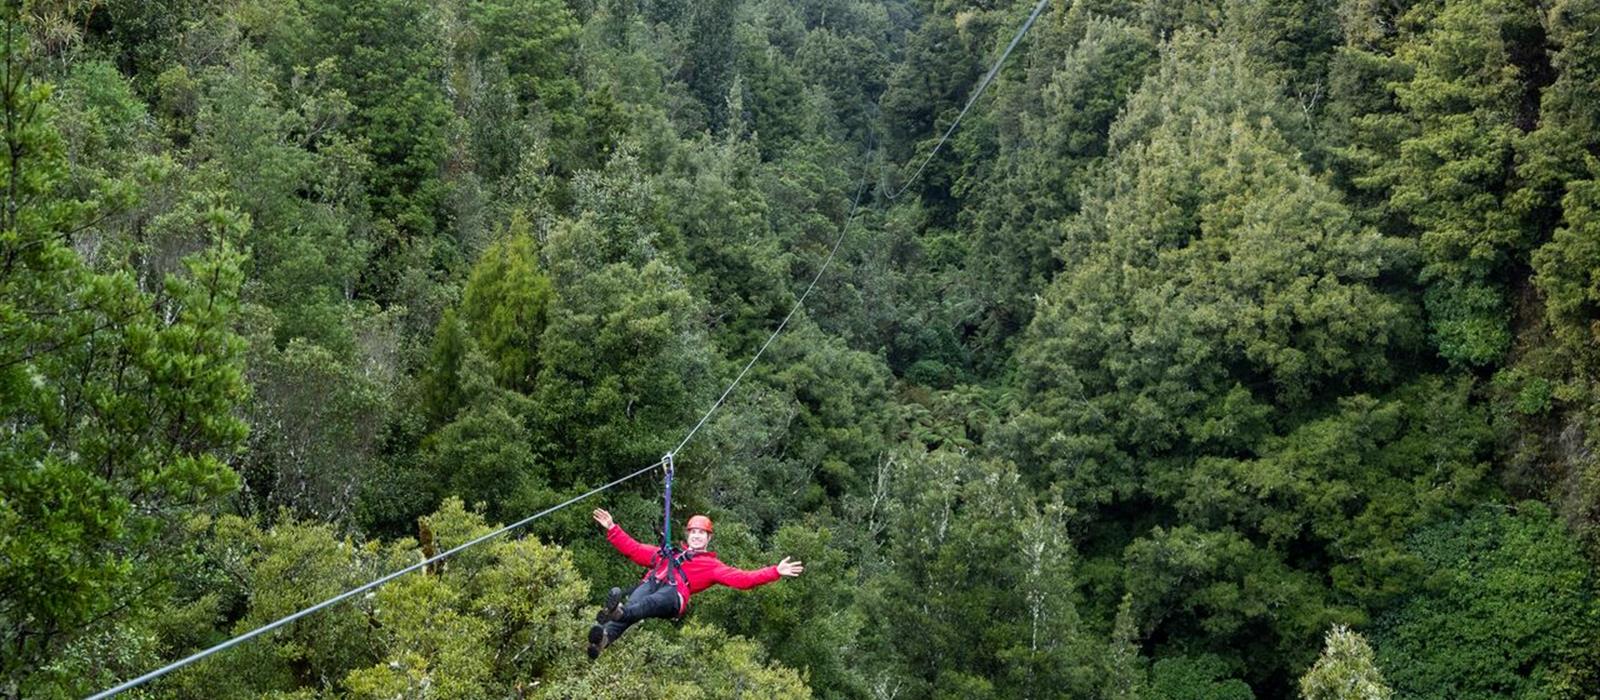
[686,527,711,551]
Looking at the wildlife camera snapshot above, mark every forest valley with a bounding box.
[3,0,1600,698]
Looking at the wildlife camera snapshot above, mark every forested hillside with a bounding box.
[4,0,1600,697]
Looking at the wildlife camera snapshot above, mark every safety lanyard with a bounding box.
[660,452,675,557]
[650,452,680,586]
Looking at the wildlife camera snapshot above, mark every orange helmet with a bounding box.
[686,514,713,534]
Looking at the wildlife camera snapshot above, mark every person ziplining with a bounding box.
[586,507,804,658]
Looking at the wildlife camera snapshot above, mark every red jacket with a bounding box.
[606,524,781,615]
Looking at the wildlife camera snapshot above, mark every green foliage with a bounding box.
[1372,502,1600,699]
[458,230,552,392]
[685,323,894,532]
[1421,278,1511,365]
[1532,172,1600,359]
[87,0,206,83]
[423,349,547,520]
[1219,0,1340,101]
[188,48,370,351]
[240,334,391,523]
[1320,33,1417,229]
[303,0,453,299]
[195,517,392,694]
[956,11,1158,366]
[160,499,599,698]
[0,23,249,691]
[761,326,894,498]
[682,0,742,130]
[458,0,598,187]
[51,58,151,197]
[1516,0,1600,215]
[877,3,967,155]
[421,307,472,427]
[346,499,591,696]
[1479,0,1600,561]
[859,452,1098,699]
[1101,594,1149,700]
[1121,525,1332,681]
[536,623,811,698]
[343,571,497,698]
[464,0,579,102]
[1010,33,1415,508]
[534,213,712,483]
[1089,378,1489,690]
[1517,171,1600,552]
[653,135,785,350]
[794,22,891,140]
[1148,655,1254,700]
[1178,378,1492,602]
[731,30,809,158]
[1379,0,1543,366]
[1299,625,1393,700]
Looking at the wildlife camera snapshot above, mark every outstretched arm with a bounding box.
[593,508,656,567]
[712,556,804,590]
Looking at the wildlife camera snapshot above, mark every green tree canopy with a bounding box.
[1373,502,1600,699]
[0,24,249,689]
[1299,625,1394,700]
[458,228,552,392]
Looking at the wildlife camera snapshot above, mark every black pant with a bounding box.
[603,580,681,641]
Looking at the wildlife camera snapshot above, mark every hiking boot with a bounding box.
[586,623,607,660]
[596,586,625,623]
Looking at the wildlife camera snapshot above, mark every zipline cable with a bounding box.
[86,459,664,700]
[885,0,1051,201]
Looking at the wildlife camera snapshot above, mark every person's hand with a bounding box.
[776,556,805,577]
[592,508,614,530]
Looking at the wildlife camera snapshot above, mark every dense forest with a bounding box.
[4,0,1600,697]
